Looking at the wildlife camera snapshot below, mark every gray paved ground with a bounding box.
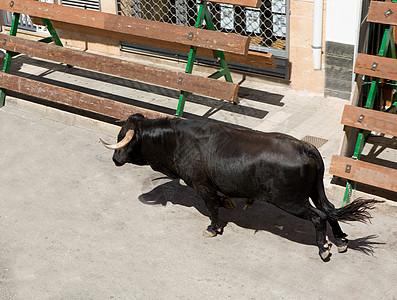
[1,55,397,299]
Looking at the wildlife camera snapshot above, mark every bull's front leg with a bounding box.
[194,185,223,238]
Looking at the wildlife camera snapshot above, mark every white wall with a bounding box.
[325,0,362,46]
[325,0,364,94]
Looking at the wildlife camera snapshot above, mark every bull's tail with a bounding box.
[321,196,382,223]
[308,144,383,223]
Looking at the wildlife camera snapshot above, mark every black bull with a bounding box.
[100,114,382,260]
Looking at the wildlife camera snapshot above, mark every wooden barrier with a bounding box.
[341,105,397,137]
[0,0,275,118]
[0,34,238,102]
[0,72,167,120]
[355,54,397,82]
[330,155,397,193]
[329,1,397,203]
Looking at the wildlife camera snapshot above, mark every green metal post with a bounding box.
[176,1,239,116]
[42,18,64,47]
[203,5,239,104]
[176,2,207,117]
[0,13,20,107]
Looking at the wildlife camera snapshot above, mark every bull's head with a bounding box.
[100,114,146,166]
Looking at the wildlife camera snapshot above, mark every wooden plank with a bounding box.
[329,155,397,192]
[367,1,397,26]
[0,72,170,119]
[354,53,397,81]
[1,0,249,55]
[205,0,261,8]
[341,105,397,137]
[0,34,239,102]
[29,18,275,69]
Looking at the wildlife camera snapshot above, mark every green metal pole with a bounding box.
[176,1,207,117]
[203,5,239,104]
[0,13,20,107]
[42,18,63,47]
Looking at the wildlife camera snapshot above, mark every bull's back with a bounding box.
[202,129,318,201]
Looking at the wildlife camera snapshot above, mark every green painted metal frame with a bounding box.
[342,4,397,205]
[176,0,238,117]
[0,4,66,107]
[0,12,20,106]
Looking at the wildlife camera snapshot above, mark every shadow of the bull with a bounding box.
[138,178,384,256]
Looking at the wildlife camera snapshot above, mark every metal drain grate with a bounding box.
[300,135,328,148]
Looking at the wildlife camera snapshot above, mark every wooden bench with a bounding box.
[329,1,397,199]
[330,105,397,193]
[0,0,275,119]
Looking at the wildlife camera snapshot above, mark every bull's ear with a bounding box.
[132,113,145,120]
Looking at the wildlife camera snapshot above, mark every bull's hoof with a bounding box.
[202,226,222,238]
[319,242,332,261]
[320,249,331,261]
[336,238,349,253]
[203,228,217,238]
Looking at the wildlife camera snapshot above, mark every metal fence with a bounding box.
[117,0,288,58]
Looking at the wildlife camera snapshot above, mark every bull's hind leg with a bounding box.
[274,199,330,260]
[194,185,223,237]
[310,194,349,253]
[308,206,332,260]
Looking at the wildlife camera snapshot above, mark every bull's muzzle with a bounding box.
[100,129,134,150]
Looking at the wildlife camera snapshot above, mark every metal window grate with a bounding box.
[117,0,288,57]
[2,12,38,32]
[61,0,101,11]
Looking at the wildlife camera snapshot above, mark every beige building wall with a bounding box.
[289,0,325,94]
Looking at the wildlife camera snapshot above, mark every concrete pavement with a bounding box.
[0,54,397,299]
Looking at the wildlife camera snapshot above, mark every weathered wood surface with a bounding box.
[367,1,397,26]
[341,105,397,137]
[0,72,169,120]
[1,0,249,55]
[355,53,397,81]
[0,34,239,102]
[330,155,397,192]
[205,0,261,8]
[29,18,275,69]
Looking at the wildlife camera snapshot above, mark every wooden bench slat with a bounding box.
[0,72,169,119]
[1,0,249,55]
[0,34,239,102]
[329,155,397,192]
[29,19,275,69]
[355,53,397,81]
[367,1,397,26]
[205,0,261,8]
[341,105,397,137]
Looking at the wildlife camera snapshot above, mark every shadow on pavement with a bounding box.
[138,178,384,256]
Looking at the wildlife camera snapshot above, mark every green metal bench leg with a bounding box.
[0,13,20,107]
[176,45,197,117]
[176,0,238,116]
[176,1,206,117]
[203,6,239,104]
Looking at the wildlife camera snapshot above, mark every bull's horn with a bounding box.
[115,119,126,124]
[100,129,134,150]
